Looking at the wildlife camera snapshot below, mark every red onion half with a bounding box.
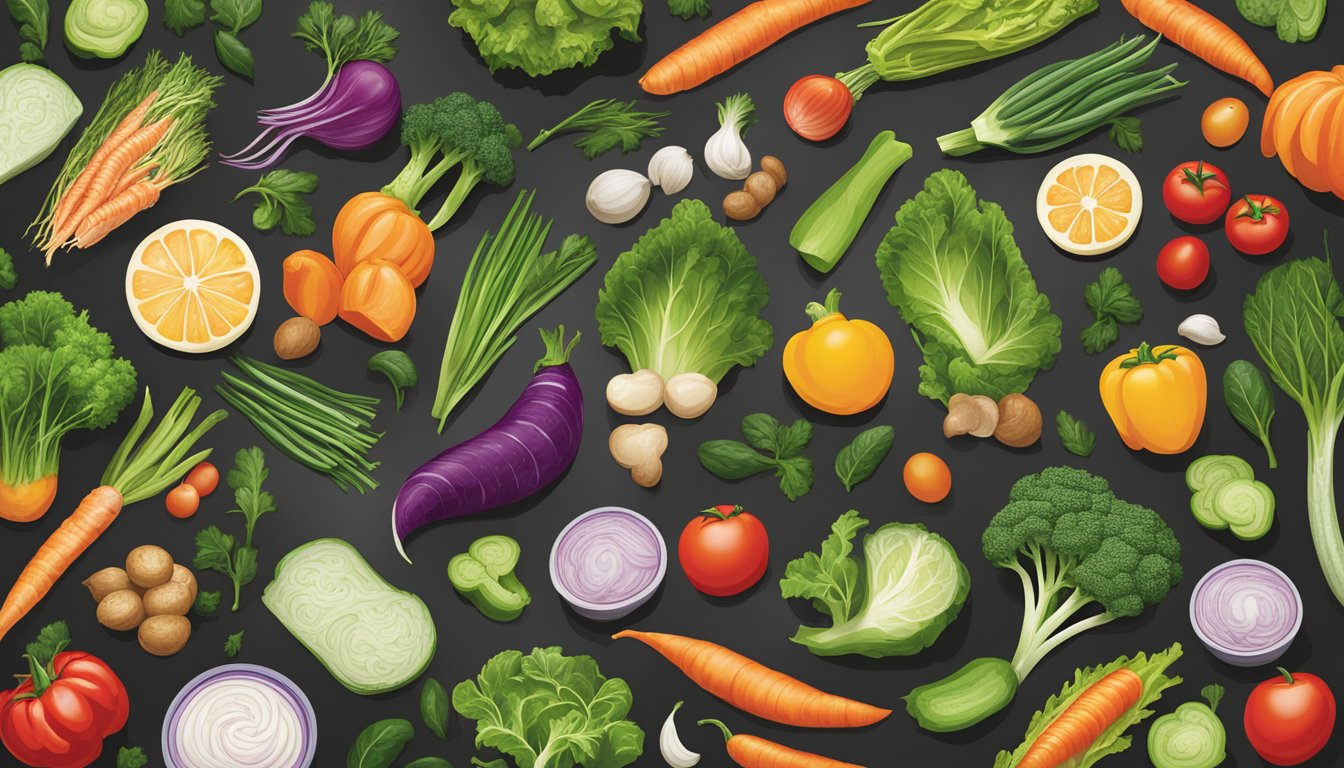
[162,664,316,768]
[1190,558,1302,667]
[550,507,667,621]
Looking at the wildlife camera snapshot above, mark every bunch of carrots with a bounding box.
[29,51,221,263]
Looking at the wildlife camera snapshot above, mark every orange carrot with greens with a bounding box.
[700,719,866,768]
[612,630,890,727]
[74,181,163,248]
[1017,669,1143,768]
[111,162,158,198]
[1119,0,1273,96]
[50,91,157,238]
[640,0,873,95]
[0,388,225,643]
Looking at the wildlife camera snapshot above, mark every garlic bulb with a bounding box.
[1178,314,1226,346]
[659,701,700,768]
[648,146,694,195]
[704,93,757,180]
[586,169,651,224]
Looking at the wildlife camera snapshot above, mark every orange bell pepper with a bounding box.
[282,250,343,325]
[332,192,435,288]
[783,289,894,415]
[338,259,416,342]
[1099,342,1206,454]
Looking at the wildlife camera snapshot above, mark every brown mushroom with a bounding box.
[994,393,1043,448]
[944,394,1000,438]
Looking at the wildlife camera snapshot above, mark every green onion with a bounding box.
[936,36,1186,156]
[102,388,228,505]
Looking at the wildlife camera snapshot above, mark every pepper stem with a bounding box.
[804,289,843,323]
[698,718,734,742]
[1278,667,1295,685]
[1119,341,1179,369]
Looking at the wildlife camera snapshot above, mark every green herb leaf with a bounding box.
[1107,116,1144,153]
[776,456,815,501]
[421,678,451,741]
[368,350,417,412]
[700,413,814,500]
[780,510,867,622]
[1056,411,1096,457]
[667,0,710,19]
[347,718,414,768]
[1081,267,1142,355]
[25,621,69,667]
[210,0,261,32]
[193,590,221,615]
[193,526,236,575]
[7,0,48,61]
[233,546,259,591]
[1223,360,1277,469]
[228,446,276,546]
[1202,683,1225,711]
[214,29,254,79]
[294,1,398,75]
[0,247,18,290]
[740,413,783,453]
[835,426,894,492]
[116,746,149,768]
[775,419,814,459]
[233,170,318,236]
[224,630,244,657]
[528,99,670,158]
[164,0,205,35]
[405,760,454,768]
[697,440,778,479]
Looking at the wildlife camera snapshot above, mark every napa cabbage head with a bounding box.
[875,169,1061,404]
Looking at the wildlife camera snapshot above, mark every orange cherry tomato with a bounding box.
[903,453,951,503]
[166,484,200,519]
[184,462,219,496]
[1201,97,1249,148]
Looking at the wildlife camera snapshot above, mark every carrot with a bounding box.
[49,91,158,240]
[1119,0,1274,96]
[112,162,158,199]
[612,630,890,728]
[700,719,866,768]
[55,117,173,249]
[1017,669,1144,768]
[640,0,872,95]
[0,476,60,524]
[73,181,163,249]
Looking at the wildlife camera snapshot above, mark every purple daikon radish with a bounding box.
[393,327,584,562]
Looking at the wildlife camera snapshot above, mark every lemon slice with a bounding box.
[1036,154,1142,256]
[125,220,260,353]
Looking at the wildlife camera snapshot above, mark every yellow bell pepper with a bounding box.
[1099,342,1206,454]
[783,289,894,415]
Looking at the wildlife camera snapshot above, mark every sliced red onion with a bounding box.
[550,507,666,621]
[1190,558,1302,667]
[163,664,316,768]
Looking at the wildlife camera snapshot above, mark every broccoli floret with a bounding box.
[0,248,15,290]
[0,292,137,515]
[379,93,520,232]
[982,466,1181,681]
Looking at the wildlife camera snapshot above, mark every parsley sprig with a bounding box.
[193,447,275,612]
[527,99,670,159]
[232,170,319,236]
[698,413,815,500]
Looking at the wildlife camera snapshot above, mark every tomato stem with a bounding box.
[1278,667,1295,685]
[804,288,844,323]
[1235,195,1280,222]
[699,504,744,521]
[1180,161,1220,194]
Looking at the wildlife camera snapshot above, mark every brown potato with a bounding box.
[126,545,174,588]
[96,589,146,631]
[744,171,778,207]
[169,564,198,603]
[82,567,132,602]
[723,190,761,221]
[138,615,191,656]
[143,581,194,617]
[274,316,321,360]
[760,155,787,188]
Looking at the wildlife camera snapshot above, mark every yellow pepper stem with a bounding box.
[1119,341,1179,369]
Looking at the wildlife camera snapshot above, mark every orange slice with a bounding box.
[1036,154,1142,257]
[125,220,260,353]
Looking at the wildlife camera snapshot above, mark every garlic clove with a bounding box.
[1178,314,1226,346]
[648,146,694,195]
[664,372,717,419]
[705,125,751,180]
[586,169,652,224]
[607,369,665,416]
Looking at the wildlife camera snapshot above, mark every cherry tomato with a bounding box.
[183,461,219,496]
[783,75,853,142]
[1244,668,1335,766]
[678,505,769,597]
[1162,161,1231,224]
[1226,194,1290,255]
[903,453,951,503]
[166,483,200,519]
[1157,236,1210,290]
[1201,97,1249,147]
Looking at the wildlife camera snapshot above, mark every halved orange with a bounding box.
[125,220,260,353]
[1036,154,1142,257]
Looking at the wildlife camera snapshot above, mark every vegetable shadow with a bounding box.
[698,564,773,608]
[557,586,665,643]
[1158,267,1218,302]
[454,29,647,97]
[303,125,404,166]
[1207,517,1280,558]
[1129,433,1211,475]
[1300,189,1344,217]
[779,376,887,428]
[1206,633,1315,686]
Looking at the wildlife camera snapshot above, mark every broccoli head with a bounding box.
[380,92,520,232]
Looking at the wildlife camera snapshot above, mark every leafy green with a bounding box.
[527,99,669,159]
[782,511,969,658]
[224,630,244,657]
[1236,0,1325,42]
[209,0,261,79]
[876,169,1061,404]
[7,0,47,61]
[449,0,641,76]
[25,620,69,666]
[347,719,414,768]
[233,170,319,236]
[368,350,417,412]
[164,0,205,34]
[995,645,1183,768]
[1056,410,1096,457]
[211,0,260,30]
[597,199,772,384]
[1081,267,1142,355]
[1244,252,1344,604]
[668,0,709,19]
[452,647,644,768]
[193,590,221,615]
[421,678,451,741]
[835,426,894,491]
[406,760,454,768]
[0,247,16,289]
[193,447,275,611]
[116,747,149,768]
[1107,116,1145,153]
[214,29,254,78]
[293,1,399,83]
[1223,360,1277,469]
[699,413,814,500]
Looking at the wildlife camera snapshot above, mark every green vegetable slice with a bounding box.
[64,0,149,59]
[1147,684,1226,768]
[1236,0,1325,42]
[1189,488,1228,531]
[0,64,82,186]
[447,535,531,622]
[1213,478,1275,541]
[904,657,1019,733]
[1184,455,1253,492]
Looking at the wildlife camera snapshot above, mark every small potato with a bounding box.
[723,190,761,221]
[744,171,778,207]
[143,581,194,617]
[138,614,191,657]
[760,155,787,188]
[97,589,146,631]
[126,545,174,588]
[169,564,198,603]
[83,567,131,602]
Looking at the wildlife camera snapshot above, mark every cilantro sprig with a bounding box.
[193,447,275,612]
[232,170,319,236]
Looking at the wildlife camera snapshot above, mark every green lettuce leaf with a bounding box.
[596,199,772,383]
[876,169,1060,404]
[448,0,642,76]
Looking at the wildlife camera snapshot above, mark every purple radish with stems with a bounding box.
[393,327,584,562]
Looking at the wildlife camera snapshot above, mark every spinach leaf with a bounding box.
[1056,410,1096,458]
[405,760,454,768]
[346,719,414,768]
[835,426,895,492]
[698,413,815,500]
[210,0,260,31]
[421,678,451,741]
[214,29,254,78]
[164,0,205,35]
[1223,360,1277,468]
[232,170,319,236]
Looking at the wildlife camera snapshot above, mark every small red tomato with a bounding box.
[678,505,769,597]
[1157,236,1210,290]
[166,483,200,519]
[1226,194,1289,255]
[184,461,219,496]
[1162,161,1232,224]
[783,75,853,142]
[903,453,951,503]
[1244,668,1335,766]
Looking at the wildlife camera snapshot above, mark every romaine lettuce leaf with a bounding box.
[876,169,1061,403]
[596,199,772,383]
[448,0,642,76]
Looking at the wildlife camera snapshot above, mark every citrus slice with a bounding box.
[1036,153,1142,256]
[125,220,260,353]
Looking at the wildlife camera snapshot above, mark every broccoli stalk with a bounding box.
[379,92,521,232]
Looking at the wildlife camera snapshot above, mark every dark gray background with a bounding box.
[2,1,1342,765]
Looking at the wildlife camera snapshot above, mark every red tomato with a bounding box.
[678,505,769,597]
[184,461,219,496]
[783,75,853,142]
[1244,669,1335,766]
[1226,195,1290,255]
[0,650,129,768]
[1157,236,1210,290]
[166,483,200,519]
[903,453,951,503]
[1162,161,1231,224]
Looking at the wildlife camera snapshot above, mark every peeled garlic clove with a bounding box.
[1178,314,1226,346]
[648,146,694,195]
[586,169,652,224]
[607,369,665,416]
[664,372,717,419]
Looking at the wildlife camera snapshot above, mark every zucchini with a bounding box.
[446,534,531,622]
[905,656,1019,732]
[1185,454,1253,492]
[1185,455,1274,541]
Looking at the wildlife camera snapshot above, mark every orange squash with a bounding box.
[1262,66,1344,199]
[332,192,435,287]
[282,250,343,325]
[338,258,416,342]
[783,289,894,415]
